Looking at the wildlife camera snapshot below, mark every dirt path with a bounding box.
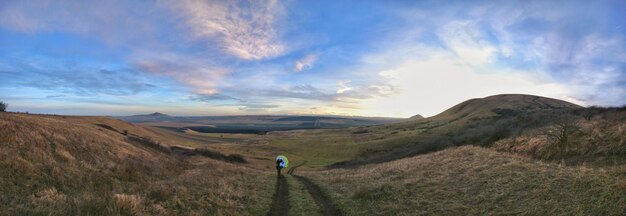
[267,162,343,216]
[288,163,344,216]
[267,175,290,216]
[287,161,307,175]
[293,175,343,216]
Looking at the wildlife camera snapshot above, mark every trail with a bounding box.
[292,176,343,216]
[267,175,290,216]
[289,163,344,216]
[287,161,307,175]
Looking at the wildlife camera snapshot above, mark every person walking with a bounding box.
[276,155,288,176]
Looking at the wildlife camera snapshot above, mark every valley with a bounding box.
[1,94,625,215]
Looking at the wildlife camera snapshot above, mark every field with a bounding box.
[2,94,626,215]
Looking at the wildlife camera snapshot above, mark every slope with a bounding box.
[0,112,274,215]
[261,94,585,168]
[304,146,626,215]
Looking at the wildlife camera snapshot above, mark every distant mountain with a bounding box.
[118,112,175,123]
[145,112,169,117]
[409,114,424,120]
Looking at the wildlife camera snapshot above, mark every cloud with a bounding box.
[264,84,334,101]
[236,103,280,111]
[359,0,626,114]
[336,80,353,93]
[294,54,318,72]
[189,94,242,102]
[437,20,498,65]
[3,61,154,96]
[133,52,229,95]
[0,0,161,46]
[360,56,575,117]
[172,0,285,60]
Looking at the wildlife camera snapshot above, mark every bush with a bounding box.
[0,101,7,112]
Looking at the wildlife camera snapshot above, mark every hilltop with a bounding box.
[409,114,424,120]
[433,94,581,120]
[117,112,176,123]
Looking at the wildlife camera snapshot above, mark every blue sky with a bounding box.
[1,0,625,117]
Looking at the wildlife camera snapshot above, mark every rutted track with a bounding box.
[267,176,290,216]
[267,162,343,216]
[293,176,343,216]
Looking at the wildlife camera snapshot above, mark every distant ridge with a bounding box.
[136,112,170,117]
[409,114,424,120]
[120,112,175,123]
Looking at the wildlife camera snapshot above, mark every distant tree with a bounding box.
[0,101,7,112]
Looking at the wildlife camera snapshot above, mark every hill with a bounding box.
[303,146,626,215]
[3,94,624,215]
[253,94,603,168]
[116,112,176,123]
[409,114,424,120]
[433,94,581,120]
[0,112,274,215]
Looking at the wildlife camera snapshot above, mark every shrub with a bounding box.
[0,101,7,112]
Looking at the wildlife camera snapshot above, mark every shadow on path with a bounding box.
[266,175,289,216]
[293,176,344,216]
[288,162,344,216]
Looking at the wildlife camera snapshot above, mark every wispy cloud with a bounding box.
[133,52,229,95]
[1,0,625,116]
[3,60,154,96]
[189,93,242,102]
[294,54,318,72]
[172,0,285,60]
[0,0,161,46]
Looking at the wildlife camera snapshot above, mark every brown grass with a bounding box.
[0,112,274,215]
[304,146,626,215]
[494,109,626,164]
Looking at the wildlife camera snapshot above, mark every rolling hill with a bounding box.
[304,145,626,215]
[255,94,612,168]
[433,94,581,120]
[0,112,274,215]
[2,94,625,215]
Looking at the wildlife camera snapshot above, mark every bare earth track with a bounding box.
[267,176,290,216]
[267,162,343,216]
[293,175,343,216]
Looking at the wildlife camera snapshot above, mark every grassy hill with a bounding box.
[0,112,274,215]
[254,94,618,169]
[2,94,625,215]
[304,146,626,215]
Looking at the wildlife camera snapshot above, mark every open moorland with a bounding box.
[1,94,626,215]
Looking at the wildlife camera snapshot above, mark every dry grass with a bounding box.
[494,109,626,164]
[0,112,274,215]
[304,146,626,215]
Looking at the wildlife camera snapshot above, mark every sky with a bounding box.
[1,0,625,117]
